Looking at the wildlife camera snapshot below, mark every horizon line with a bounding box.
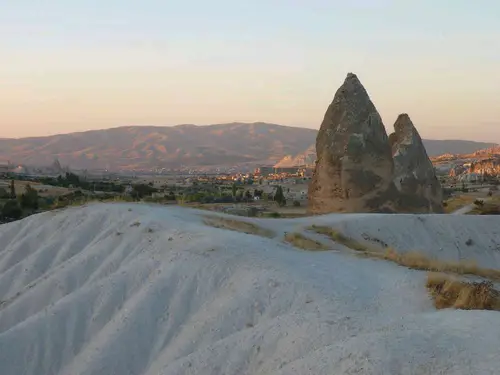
[0,122,497,145]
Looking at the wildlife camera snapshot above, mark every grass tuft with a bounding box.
[310,225,500,281]
[203,216,274,238]
[377,249,500,281]
[426,272,500,311]
[284,232,328,251]
[309,225,371,252]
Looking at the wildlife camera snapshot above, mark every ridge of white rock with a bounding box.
[1,203,500,375]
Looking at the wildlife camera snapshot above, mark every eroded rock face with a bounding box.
[308,73,400,214]
[390,114,444,213]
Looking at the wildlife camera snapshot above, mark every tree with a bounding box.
[231,183,237,197]
[274,186,286,207]
[0,187,9,199]
[245,190,252,201]
[253,189,263,198]
[10,180,16,199]
[1,200,22,220]
[20,184,39,210]
[131,184,157,200]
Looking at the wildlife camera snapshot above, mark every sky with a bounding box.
[1,0,499,141]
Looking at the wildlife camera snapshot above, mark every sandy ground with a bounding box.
[1,203,500,375]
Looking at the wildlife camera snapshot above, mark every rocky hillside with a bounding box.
[0,123,316,171]
[0,123,495,171]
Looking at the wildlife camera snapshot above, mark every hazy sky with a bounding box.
[1,1,499,140]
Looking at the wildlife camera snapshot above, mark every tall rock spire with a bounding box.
[308,73,400,213]
[390,114,444,213]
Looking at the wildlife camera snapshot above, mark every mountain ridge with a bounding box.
[0,123,496,171]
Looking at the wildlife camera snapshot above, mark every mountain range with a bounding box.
[0,123,496,171]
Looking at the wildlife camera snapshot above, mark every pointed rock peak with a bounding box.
[339,72,367,94]
[394,113,415,133]
[391,113,422,147]
[391,113,443,213]
[309,72,398,214]
[345,72,359,81]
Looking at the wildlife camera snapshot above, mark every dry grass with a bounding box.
[443,195,476,213]
[466,202,500,215]
[426,272,500,311]
[203,216,274,238]
[372,249,500,280]
[309,225,372,252]
[312,224,500,311]
[310,225,500,281]
[284,232,328,251]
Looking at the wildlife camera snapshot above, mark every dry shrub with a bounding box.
[426,272,500,311]
[284,232,327,251]
[203,216,274,238]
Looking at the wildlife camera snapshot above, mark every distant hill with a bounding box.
[274,139,498,168]
[0,123,495,170]
[422,140,497,158]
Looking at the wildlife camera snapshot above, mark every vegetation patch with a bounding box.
[466,202,500,215]
[373,249,499,279]
[310,225,500,281]
[426,272,500,311]
[443,195,476,213]
[283,232,328,251]
[309,225,371,252]
[203,216,274,238]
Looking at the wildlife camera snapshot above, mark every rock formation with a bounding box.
[390,114,444,213]
[308,73,400,214]
[308,73,444,214]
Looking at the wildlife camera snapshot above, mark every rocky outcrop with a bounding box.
[308,73,444,214]
[308,73,400,214]
[390,114,444,213]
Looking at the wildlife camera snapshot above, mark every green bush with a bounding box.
[1,200,22,220]
[20,184,39,210]
[0,188,9,199]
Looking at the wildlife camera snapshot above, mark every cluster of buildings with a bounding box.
[253,165,314,178]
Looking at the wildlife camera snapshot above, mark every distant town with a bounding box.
[0,158,317,223]
[2,147,500,224]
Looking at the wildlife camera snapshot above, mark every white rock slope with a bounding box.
[1,204,500,375]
